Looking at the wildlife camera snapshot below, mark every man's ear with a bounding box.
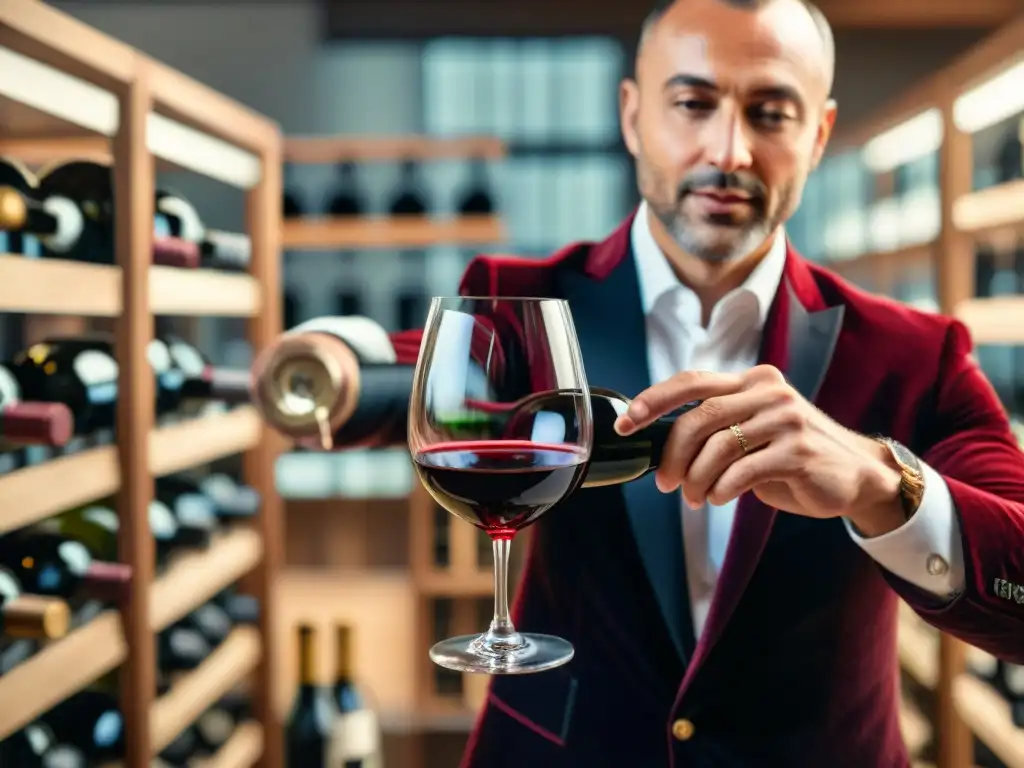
[620,78,641,158]
[809,98,837,170]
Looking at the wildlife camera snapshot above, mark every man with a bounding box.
[266,0,1024,764]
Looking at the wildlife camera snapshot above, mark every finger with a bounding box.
[614,370,745,435]
[705,438,803,505]
[654,388,767,493]
[680,404,800,505]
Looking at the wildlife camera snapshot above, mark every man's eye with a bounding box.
[675,99,714,111]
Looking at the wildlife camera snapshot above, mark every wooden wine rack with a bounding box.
[0,1,284,766]
[824,14,1024,768]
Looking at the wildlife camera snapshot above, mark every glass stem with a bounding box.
[485,537,521,648]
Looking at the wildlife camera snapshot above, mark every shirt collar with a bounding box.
[630,200,788,330]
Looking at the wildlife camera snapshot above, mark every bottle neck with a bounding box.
[334,625,352,682]
[297,626,317,685]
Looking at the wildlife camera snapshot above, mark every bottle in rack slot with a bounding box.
[325,162,365,217]
[0,361,74,448]
[4,334,251,438]
[38,689,125,763]
[249,321,695,487]
[0,160,198,267]
[0,721,87,768]
[330,624,382,768]
[389,160,430,332]
[155,188,252,271]
[0,564,70,640]
[55,498,207,571]
[456,158,494,216]
[287,624,334,767]
[0,156,41,256]
[284,163,306,218]
[0,529,130,603]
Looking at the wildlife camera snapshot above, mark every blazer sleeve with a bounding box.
[886,319,1024,662]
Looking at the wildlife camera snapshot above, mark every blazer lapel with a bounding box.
[676,247,845,690]
[560,224,695,661]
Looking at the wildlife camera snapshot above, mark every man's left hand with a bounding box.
[613,365,907,537]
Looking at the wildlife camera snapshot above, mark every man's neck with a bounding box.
[645,206,779,326]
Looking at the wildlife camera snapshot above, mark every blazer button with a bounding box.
[672,718,695,741]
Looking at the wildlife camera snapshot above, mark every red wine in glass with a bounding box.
[408,296,593,675]
[413,440,588,540]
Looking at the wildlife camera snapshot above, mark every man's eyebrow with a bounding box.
[663,74,718,91]
[663,74,804,107]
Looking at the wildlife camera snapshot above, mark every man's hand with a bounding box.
[613,365,908,536]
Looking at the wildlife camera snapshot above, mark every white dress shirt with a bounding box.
[629,202,966,638]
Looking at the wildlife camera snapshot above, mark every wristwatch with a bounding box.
[873,436,926,518]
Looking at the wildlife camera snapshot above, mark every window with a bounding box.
[422,36,632,254]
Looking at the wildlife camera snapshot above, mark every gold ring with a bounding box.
[730,423,749,454]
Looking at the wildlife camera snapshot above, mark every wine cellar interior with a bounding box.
[1,0,1024,767]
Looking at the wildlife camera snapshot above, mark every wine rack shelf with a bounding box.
[0,409,263,536]
[281,215,506,250]
[283,134,505,164]
[0,0,285,765]
[0,255,262,317]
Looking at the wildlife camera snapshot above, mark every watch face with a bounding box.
[889,440,919,472]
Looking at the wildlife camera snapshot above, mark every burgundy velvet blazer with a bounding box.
[388,213,1024,767]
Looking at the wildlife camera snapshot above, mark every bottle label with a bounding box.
[330,709,381,762]
[148,500,178,539]
[83,506,119,533]
[168,340,206,378]
[73,350,118,386]
[288,317,397,365]
[0,366,18,406]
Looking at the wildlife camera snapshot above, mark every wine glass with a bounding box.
[409,297,593,675]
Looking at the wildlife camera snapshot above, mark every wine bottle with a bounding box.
[287,624,334,767]
[330,624,382,768]
[0,156,41,256]
[0,529,130,603]
[249,323,696,487]
[1,161,198,267]
[5,335,248,437]
[176,601,233,646]
[55,499,206,570]
[194,704,236,755]
[389,160,430,332]
[39,690,124,763]
[159,333,252,407]
[155,188,251,271]
[159,624,214,672]
[0,722,87,768]
[456,158,494,216]
[0,564,70,640]
[325,162,364,217]
[0,362,74,447]
[156,486,217,549]
[158,725,201,766]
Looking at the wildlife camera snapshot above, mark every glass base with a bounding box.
[429,632,575,675]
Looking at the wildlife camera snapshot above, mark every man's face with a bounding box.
[621,0,836,263]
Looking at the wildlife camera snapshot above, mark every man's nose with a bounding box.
[703,109,754,174]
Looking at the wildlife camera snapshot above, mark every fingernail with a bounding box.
[627,402,648,421]
[613,415,633,435]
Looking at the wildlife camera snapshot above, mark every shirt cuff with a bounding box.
[843,461,966,599]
